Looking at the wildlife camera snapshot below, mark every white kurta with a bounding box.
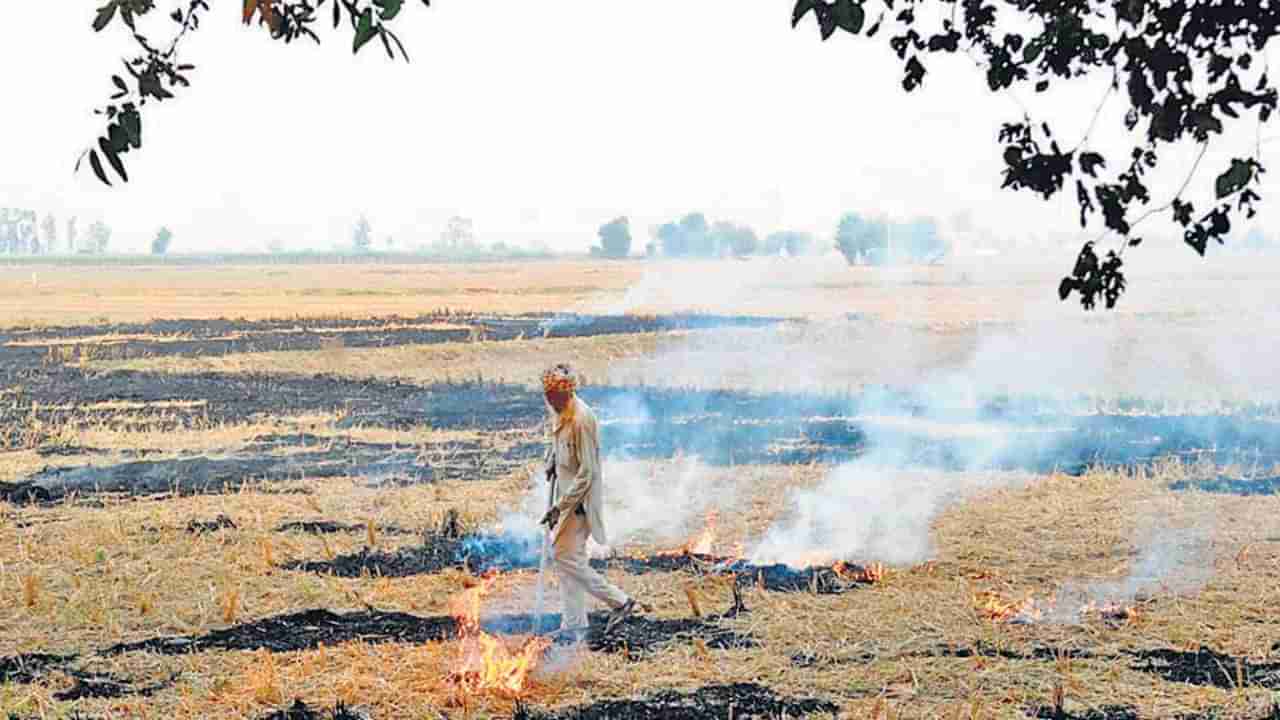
[546,397,627,630]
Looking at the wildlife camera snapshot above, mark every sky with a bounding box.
[0,2,1275,253]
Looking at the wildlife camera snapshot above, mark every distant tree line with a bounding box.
[0,210,114,255]
[834,214,948,266]
[591,211,954,265]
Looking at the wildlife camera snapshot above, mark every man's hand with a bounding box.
[539,507,560,531]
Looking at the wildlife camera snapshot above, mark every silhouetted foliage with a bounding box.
[795,0,1277,307]
[710,221,759,257]
[596,216,633,258]
[835,213,888,265]
[87,221,112,255]
[351,214,371,253]
[0,210,39,255]
[151,226,173,255]
[41,215,58,254]
[764,231,816,257]
[82,2,1279,307]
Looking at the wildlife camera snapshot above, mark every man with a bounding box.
[538,363,638,638]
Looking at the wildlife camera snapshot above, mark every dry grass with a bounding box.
[3,458,1279,719]
[4,254,1274,329]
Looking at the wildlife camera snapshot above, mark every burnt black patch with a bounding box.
[274,520,413,536]
[789,650,876,667]
[285,534,473,578]
[186,514,237,533]
[920,642,1094,662]
[1169,474,1280,496]
[1128,646,1280,689]
[0,652,73,684]
[258,699,369,720]
[484,612,756,658]
[53,672,174,701]
[104,609,456,655]
[513,682,838,720]
[1028,706,1141,720]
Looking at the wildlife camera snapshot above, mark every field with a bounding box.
[3,254,1280,720]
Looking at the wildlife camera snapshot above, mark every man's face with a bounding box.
[545,388,572,414]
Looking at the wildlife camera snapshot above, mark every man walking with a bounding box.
[538,363,638,639]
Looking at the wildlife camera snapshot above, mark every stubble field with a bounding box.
[2,254,1280,720]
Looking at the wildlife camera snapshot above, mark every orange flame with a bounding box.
[446,571,550,696]
[659,510,718,557]
[974,591,1043,623]
[1080,600,1137,624]
[834,561,885,583]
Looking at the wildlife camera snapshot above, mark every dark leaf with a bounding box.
[1079,152,1105,177]
[1215,158,1253,199]
[98,137,128,182]
[832,0,865,34]
[93,1,118,31]
[111,75,128,94]
[88,150,112,186]
[121,109,142,148]
[353,8,377,53]
[792,0,816,28]
[120,6,135,30]
[333,0,341,28]
[375,0,403,21]
[865,14,882,37]
[818,7,837,40]
[1058,277,1077,301]
[1035,79,1049,92]
[1023,40,1042,64]
[171,8,182,22]
[903,56,926,91]
[107,123,129,153]
[1128,236,1142,247]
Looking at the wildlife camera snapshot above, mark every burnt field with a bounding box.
[4,303,1280,719]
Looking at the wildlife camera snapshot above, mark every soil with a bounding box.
[258,699,369,720]
[3,435,540,505]
[90,605,745,662]
[513,682,839,720]
[1127,646,1280,689]
[274,519,414,536]
[1,312,787,361]
[1168,474,1280,496]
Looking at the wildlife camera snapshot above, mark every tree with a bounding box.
[352,214,372,253]
[898,217,948,264]
[41,214,57,254]
[679,212,716,257]
[438,216,475,251]
[152,226,174,255]
[66,217,78,254]
[596,216,632,259]
[835,213,888,265]
[655,222,687,257]
[711,221,760,257]
[80,2,1280,309]
[88,221,112,254]
[793,0,1277,308]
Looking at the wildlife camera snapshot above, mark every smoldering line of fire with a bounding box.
[509,262,1271,618]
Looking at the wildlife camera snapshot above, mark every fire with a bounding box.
[1080,600,1138,624]
[834,561,885,583]
[974,591,1044,623]
[446,571,550,696]
[660,510,719,556]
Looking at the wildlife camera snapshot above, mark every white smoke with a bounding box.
[528,254,1278,573]
[1044,513,1217,623]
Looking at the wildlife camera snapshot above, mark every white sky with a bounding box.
[1,2,1275,253]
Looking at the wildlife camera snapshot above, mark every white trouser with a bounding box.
[553,512,628,631]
